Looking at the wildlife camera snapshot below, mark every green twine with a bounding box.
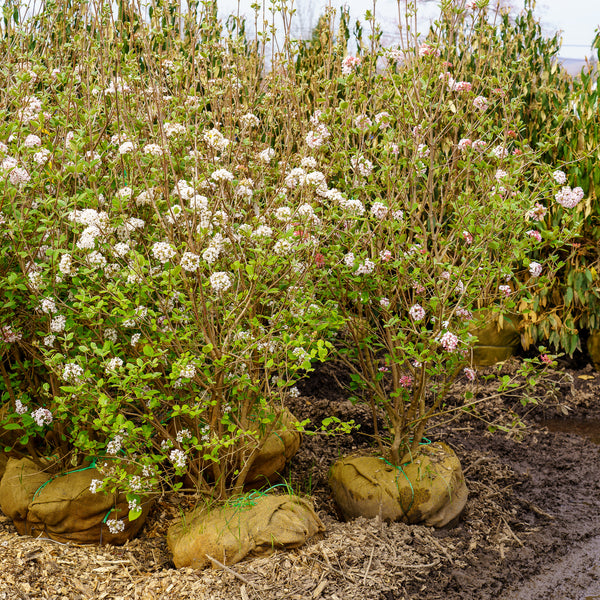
[225,482,295,510]
[379,437,433,518]
[32,457,98,501]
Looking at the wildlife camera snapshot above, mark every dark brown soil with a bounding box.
[1,357,599,600]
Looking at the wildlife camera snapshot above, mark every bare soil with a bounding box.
[1,357,599,600]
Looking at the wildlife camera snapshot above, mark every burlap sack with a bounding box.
[244,409,302,488]
[0,457,149,544]
[471,313,521,366]
[587,330,600,370]
[167,493,324,569]
[329,442,468,528]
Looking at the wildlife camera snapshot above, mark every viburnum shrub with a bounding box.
[0,0,584,529]
[0,0,347,524]
[431,0,600,355]
[291,1,580,465]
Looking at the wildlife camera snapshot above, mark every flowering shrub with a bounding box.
[0,1,346,516]
[292,2,578,464]
[0,0,584,520]
[432,0,600,354]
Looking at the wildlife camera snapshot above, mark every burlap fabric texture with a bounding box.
[0,457,149,544]
[168,493,324,569]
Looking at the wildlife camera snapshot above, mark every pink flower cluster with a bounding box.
[555,186,584,209]
[409,303,426,322]
[526,230,542,242]
[527,202,547,221]
[463,367,476,381]
[440,331,459,352]
[341,56,361,75]
[1,325,21,343]
[419,44,440,57]
[399,375,413,389]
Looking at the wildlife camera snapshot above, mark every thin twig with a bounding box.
[205,554,256,588]
[363,545,375,584]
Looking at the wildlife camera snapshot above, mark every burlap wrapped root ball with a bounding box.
[587,330,600,370]
[244,408,302,488]
[168,494,324,569]
[0,457,150,544]
[329,442,468,528]
[471,313,521,366]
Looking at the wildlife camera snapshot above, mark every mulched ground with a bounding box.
[1,356,599,600]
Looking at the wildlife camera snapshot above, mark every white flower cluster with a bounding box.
[107,519,125,534]
[33,148,51,165]
[181,251,200,272]
[350,155,373,178]
[305,124,330,149]
[40,297,57,313]
[104,76,130,95]
[339,196,365,216]
[370,202,388,219]
[17,96,42,124]
[107,434,123,455]
[176,429,191,443]
[169,448,187,469]
[553,170,567,184]
[202,233,225,264]
[164,122,186,138]
[274,239,293,256]
[24,134,41,148]
[211,168,234,183]
[105,357,124,373]
[152,241,176,264]
[356,259,375,275]
[203,128,230,152]
[529,261,543,277]
[179,363,196,378]
[62,362,84,383]
[119,141,136,155]
[31,407,53,427]
[258,147,275,163]
[240,113,259,128]
[210,271,232,293]
[89,479,103,494]
[87,251,107,269]
[409,304,426,322]
[136,188,157,206]
[50,315,66,332]
[1,157,30,186]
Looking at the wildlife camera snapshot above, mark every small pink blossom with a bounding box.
[463,367,476,381]
[341,55,361,75]
[462,231,473,244]
[527,202,547,221]
[553,170,567,184]
[399,375,413,389]
[473,96,489,111]
[498,284,511,297]
[418,44,440,57]
[458,138,472,150]
[555,186,584,209]
[529,262,542,277]
[526,230,542,242]
[440,331,459,352]
[409,304,426,322]
[380,250,392,262]
[453,81,472,92]
[540,354,552,364]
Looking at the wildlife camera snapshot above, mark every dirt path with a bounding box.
[0,359,599,599]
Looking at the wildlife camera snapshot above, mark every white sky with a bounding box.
[217,0,600,60]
